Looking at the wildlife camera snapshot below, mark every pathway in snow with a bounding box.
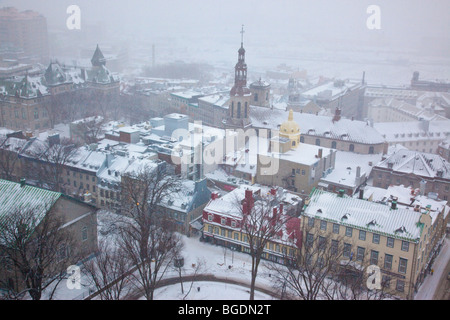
[414,238,450,300]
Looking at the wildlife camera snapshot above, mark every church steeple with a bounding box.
[231,25,250,97]
[227,25,252,129]
[91,44,106,67]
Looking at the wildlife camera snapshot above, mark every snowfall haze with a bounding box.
[1,0,449,84]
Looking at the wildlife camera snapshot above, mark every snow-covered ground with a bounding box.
[150,282,275,300]
[42,210,448,300]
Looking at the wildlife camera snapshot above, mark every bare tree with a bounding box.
[118,163,184,300]
[118,215,183,300]
[82,240,132,300]
[0,204,78,300]
[26,137,78,192]
[234,188,299,300]
[71,116,106,145]
[269,223,395,300]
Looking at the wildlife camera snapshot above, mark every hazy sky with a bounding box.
[2,0,449,44]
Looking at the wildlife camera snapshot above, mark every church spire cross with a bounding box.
[240,24,245,47]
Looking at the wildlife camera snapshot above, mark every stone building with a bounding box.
[251,106,387,155]
[372,149,450,201]
[256,110,336,196]
[302,188,443,299]
[0,179,98,295]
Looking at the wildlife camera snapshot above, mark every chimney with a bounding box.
[419,180,426,196]
[318,148,323,159]
[243,189,254,214]
[338,189,345,197]
[358,188,364,200]
[391,200,397,210]
[273,207,278,218]
[20,178,26,187]
[332,108,341,122]
[211,192,219,200]
[270,188,276,195]
[279,203,284,214]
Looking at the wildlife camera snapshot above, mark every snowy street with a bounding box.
[414,238,450,300]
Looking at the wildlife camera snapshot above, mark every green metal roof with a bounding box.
[0,179,62,229]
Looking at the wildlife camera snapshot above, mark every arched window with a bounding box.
[300,136,305,143]
[331,141,337,149]
[244,102,248,118]
[254,93,258,102]
[349,144,355,152]
[231,102,234,117]
[237,102,241,118]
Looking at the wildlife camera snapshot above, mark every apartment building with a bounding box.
[302,188,444,299]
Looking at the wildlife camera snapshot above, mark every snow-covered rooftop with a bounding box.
[304,189,426,241]
[250,106,385,144]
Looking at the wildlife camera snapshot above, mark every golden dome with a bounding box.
[280,109,300,134]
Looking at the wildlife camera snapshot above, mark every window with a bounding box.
[343,243,351,258]
[320,220,327,231]
[234,233,239,240]
[221,218,226,225]
[356,247,365,261]
[318,236,326,250]
[231,221,236,228]
[333,223,340,234]
[301,169,306,175]
[370,250,379,265]
[306,233,314,247]
[34,108,39,119]
[345,227,353,237]
[369,146,374,154]
[308,217,315,228]
[384,254,393,270]
[349,144,354,152]
[387,237,395,248]
[398,258,408,274]
[373,233,380,244]
[221,228,226,237]
[331,141,337,149]
[331,240,339,255]
[396,280,405,292]
[315,139,320,146]
[208,214,213,222]
[81,227,88,241]
[382,275,391,288]
[359,230,366,241]
[401,241,409,252]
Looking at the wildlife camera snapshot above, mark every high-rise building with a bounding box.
[0,7,49,62]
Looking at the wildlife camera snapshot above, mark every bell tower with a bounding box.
[227,25,252,129]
